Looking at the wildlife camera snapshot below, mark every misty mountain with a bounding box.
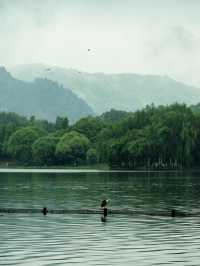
[0,67,93,122]
[10,64,200,114]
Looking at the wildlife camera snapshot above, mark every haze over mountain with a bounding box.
[10,64,200,114]
[0,67,93,122]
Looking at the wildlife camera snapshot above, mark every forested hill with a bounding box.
[0,67,93,122]
[10,63,200,114]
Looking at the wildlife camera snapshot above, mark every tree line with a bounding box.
[1,103,200,169]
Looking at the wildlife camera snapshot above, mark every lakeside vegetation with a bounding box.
[1,103,200,170]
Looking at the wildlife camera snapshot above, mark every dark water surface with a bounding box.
[1,170,200,265]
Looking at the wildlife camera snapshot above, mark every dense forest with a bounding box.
[1,103,200,170]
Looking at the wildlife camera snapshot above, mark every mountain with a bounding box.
[10,63,200,114]
[0,67,93,122]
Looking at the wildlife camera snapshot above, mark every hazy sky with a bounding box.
[1,0,200,86]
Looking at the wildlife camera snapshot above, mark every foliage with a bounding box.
[100,109,131,123]
[55,131,90,165]
[73,116,104,142]
[86,148,99,164]
[2,103,200,169]
[55,116,69,130]
[32,136,59,165]
[7,127,43,164]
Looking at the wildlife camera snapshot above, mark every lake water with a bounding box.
[1,170,200,265]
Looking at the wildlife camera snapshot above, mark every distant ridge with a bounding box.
[0,67,93,122]
[10,63,200,114]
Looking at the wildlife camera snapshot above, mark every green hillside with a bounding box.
[0,67,93,122]
[10,63,200,114]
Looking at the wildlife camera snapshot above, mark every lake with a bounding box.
[1,170,200,265]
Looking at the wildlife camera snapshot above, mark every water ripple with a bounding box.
[0,214,200,265]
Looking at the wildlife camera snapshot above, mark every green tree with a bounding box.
[73,116,104,142]
[101,109,131,123]
[55,116,69,130]
[55,131,90,165]
[86,148,99,164]
[7,127,43,164]
[32,136,59,165]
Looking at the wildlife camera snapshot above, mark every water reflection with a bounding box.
[0,171,200,213]
[1,171,200,265]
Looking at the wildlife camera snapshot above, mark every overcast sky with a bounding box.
[1,0,200,86]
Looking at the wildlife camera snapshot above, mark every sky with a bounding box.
[0,0,200,86]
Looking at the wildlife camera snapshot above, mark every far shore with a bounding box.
[0,167,199,174]
[0,161,200,173]
[0,163,109,173]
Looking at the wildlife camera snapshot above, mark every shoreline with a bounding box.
[0,167,199,173]
[0,162,200,173]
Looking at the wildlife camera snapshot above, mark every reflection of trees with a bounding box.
[1,171,199,213]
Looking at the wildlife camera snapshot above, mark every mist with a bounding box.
[1,0,200,86]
